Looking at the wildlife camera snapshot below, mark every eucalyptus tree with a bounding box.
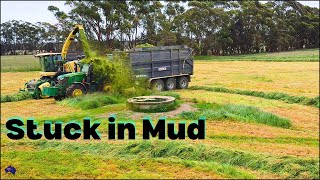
[65,1,104,42]
[2,0,318,56]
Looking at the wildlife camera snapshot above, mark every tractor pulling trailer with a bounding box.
[42,45,194,100]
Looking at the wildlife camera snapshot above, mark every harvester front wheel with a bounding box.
[54,95,63,101]
[66,84,86,98]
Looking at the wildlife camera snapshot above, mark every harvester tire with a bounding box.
[54,95,63,101]
[177,76,189,89]
[66,84,86,98]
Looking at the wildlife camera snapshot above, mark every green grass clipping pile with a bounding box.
[79,29,150,97]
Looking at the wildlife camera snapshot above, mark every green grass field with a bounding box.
[1,49,319,179]
[1,55,41,72]
[195,48,319,62]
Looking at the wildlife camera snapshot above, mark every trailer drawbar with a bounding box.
[6,116,206,140]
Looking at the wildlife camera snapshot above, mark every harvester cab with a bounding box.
[35,53,63,76]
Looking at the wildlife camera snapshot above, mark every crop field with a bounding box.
[1,49,319,179]
[192,61,319,98]
[195,48,319,62]
[1,55,41,72]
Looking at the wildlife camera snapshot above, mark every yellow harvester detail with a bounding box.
[61,24,84,61]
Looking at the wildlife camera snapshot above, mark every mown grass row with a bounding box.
[3,140,318,179]
[179,103,292,128]
[0,91,33,103]
[209,135,319,147]
[0,93,292,129]
[1,148,252,179]
[190,85,320,108]
[58,92,182,112]
[0,102,291,135]
[58,93,125,110]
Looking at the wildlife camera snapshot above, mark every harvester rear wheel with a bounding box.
[66,84,86,98]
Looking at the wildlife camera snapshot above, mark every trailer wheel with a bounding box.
[66,84,87,98]
[165,78,176,91]
[177,76,189,89]
[151,79,165,91]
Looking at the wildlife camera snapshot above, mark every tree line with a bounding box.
[1,1,319,56]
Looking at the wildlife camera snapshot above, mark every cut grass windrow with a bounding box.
[58,93,125,110]
[189,85,320,108]
[1,91,33,103]
[208,135,319,147]
[3,140,319,179]
[1,149,252,179]
[179,103,292,128]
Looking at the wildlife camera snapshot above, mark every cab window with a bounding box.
[81,64,89,74]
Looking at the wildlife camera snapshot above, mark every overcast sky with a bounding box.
[1,1,319,24]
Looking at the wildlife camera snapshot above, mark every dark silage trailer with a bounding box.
[127,45,193,91]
